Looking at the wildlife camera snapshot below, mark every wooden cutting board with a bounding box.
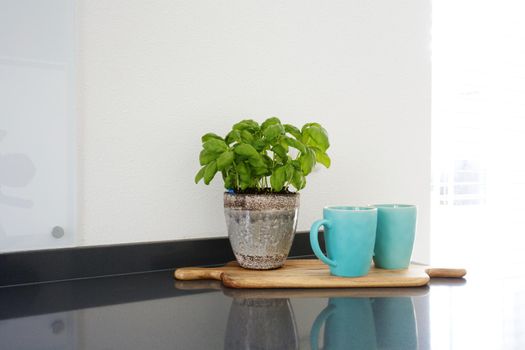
[174,279,435,298]
[174,259,466,289]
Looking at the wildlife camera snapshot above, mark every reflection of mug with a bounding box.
[224,298,298,350]
[372,297,418,350]
[310,297,418,350]
[310,206,377,277]
[310,298,377,350]
[372,204,417,269]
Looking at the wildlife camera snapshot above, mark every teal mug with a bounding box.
[310,206,377,277]
[373,204,417,269]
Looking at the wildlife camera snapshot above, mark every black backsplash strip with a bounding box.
[0,231,322,287]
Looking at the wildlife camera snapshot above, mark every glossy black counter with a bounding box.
[0,269,521,349]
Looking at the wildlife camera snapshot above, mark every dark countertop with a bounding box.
[0,268,520,349]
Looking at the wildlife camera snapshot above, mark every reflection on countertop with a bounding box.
[311,297,417,350]
[215,284,428,350]
[1,270,522,349]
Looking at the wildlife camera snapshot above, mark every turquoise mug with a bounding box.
[310,206,377,277]
[372,204,417,269]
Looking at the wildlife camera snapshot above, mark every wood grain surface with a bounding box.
[173,280,431,298]
[174,259,466,289]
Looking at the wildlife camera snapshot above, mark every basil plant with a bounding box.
[195,117,330,193]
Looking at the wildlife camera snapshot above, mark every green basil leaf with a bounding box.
[203,139,228,154]
[314,148,331,168]
[216,150,234,170]
[291,169,306,191]
[263,154,273,169]
[225,130,241,144]
[201,133,224,143]
[261,117,281,131]
[236,162,251,190]
[279,139,290,152]
[240,129,255,143]
[270,166,286,192]
[284,124,302,139]
[301,122,322,133]
[233,119,260,133]
[234,143,259,158]
[247,153,267,169]
[254,166,269,176]
[253,139,266,152]
[199,149,219,165]
[303,125,329,152]
[263,124,285,142]
[203,161,218,185]
[223,172,235,189]
[272,145,287,161]
[299,148,316,175]
[194,166,206,184]
[284,137,307,153]
[291,159,302,171]
[285,163,294,181]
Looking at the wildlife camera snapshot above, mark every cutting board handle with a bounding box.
[174,266,224,281]
[425,267,467,278]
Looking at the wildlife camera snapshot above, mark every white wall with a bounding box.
[78,0,431,262]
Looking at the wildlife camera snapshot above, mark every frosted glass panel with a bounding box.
[0,0,76,251]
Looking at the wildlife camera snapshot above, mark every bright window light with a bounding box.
[432,0,525,272]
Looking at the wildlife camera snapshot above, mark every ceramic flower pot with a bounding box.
[224,192,300,270]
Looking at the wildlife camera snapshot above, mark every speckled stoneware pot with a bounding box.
[224,192,300,270]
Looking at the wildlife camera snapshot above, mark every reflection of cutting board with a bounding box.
[174,259,466,289]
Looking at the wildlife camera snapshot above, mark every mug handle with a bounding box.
[310,219,337,267]
[310,304,336,350]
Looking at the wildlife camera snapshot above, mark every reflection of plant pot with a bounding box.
[372,297,418,350]
[224,298,298,350]
[311,298,377,350]
[224,193,300,269]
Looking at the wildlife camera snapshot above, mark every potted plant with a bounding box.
[195,117,331,269]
